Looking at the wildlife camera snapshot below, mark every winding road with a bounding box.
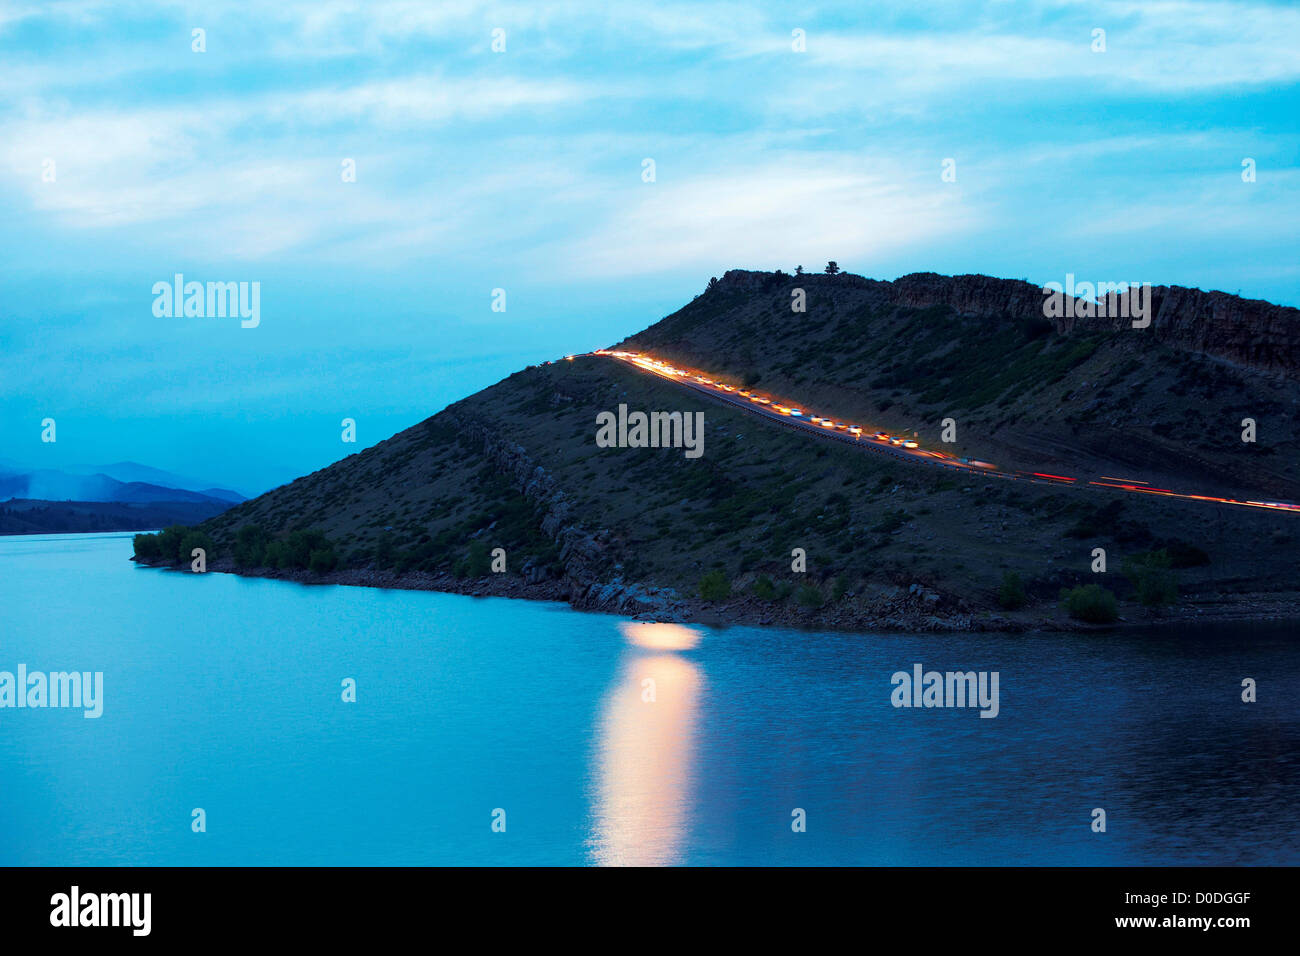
[587,349,1300,516]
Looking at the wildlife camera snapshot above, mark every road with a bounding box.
[584,349,1300,516]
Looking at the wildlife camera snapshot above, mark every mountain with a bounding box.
[189,270,1300,631]
[62,462,248,503]
[0,461,243,535]
[0,470,236,506]
[0,499,235,535]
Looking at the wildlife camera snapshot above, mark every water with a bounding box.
[1,532,1296,866]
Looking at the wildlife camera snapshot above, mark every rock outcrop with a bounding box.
[713,269,1300,378]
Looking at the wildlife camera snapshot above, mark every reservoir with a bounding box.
[1,532,1295,865]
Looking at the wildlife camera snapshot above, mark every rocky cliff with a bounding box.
[712,269,1300,378]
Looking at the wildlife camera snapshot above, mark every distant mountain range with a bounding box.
[0,460,244,534]
[0,460,245,504]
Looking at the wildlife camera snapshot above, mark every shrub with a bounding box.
[459,539,491,578]
[263,540,287,569]
[751,574,777,601]
[309,548,339,574]
[1060,584,1118,623]
[698,569,731,601]
[831,575,849,601]
[281,529,332,570]
[132,532,162,561]
[234,524,270,567]
[997,571,1027,610]
[179,530,215,564]
[155,525,190,563]
[796,584,824,608]
[1122,550,1178,606]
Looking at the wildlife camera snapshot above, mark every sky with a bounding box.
[2,0,1297,494]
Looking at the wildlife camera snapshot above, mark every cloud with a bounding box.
[555,155,979,278]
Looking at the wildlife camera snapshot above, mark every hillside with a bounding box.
[173,270,1300,631]
[620,270,1300,502]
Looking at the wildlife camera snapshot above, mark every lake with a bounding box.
[1,532,1296,865]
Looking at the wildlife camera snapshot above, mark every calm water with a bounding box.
[1,532,1296,866]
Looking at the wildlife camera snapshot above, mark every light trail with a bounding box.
[587,350,1300,516]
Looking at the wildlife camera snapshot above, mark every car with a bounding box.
[834,422,846,429]
[739,390,751,397]
[848,426,862,435]
[903,440,919,448]
[789,409,803,416]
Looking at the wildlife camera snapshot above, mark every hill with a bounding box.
[159,270,1300,631]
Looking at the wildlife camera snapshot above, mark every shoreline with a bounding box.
[131,557,1300,634]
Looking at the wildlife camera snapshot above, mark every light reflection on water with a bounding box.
[589,623,705,865]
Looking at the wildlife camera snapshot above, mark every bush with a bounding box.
[133,532,162,561]
[997,571,1028,610]
[796,584,824,608]
[1060,584,1118,623]
[155,525,190,563]
[234,524,270,567]
[309,548,339,574]
[751,574,777,601]
[263,540,287,568]
[1122,550,1178,606]
[698,569,731,602]
[456,539,491,578]
[179,530,215,564]
[281,529,332,570]
[831,575,849,601]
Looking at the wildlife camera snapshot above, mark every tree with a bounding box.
[156,525,190,563]
[180,530,215,563]
[133,532,162,561]
[234,524,269,567]
[825,261,840,274]
[795,265,804,275]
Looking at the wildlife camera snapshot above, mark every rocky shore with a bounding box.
[131,554,1300,634]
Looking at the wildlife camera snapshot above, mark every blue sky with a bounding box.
[2,0,1297,494]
